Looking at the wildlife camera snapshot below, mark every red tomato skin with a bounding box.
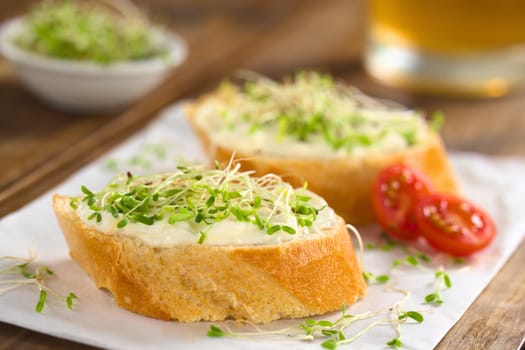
[415,194,497,256]
[372,164,434,240]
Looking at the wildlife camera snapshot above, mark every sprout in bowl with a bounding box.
[0,1,187,113]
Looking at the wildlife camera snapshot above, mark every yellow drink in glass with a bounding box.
[365,1,525,97]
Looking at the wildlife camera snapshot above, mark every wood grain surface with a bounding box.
[0,1,524,349]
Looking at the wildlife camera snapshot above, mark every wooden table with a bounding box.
[1,1,524,349]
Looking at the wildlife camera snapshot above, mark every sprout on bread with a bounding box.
[72,162,326,243]
[207,71,431,155]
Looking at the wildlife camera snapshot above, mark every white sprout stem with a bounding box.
[337,286,411,334]
[435,265,446,297]
[218,322,297,338]
[0,283,32,295]
[148,173,179,196]
[387,286,411,339]
[347,224,364,270]
[0,256,34,262]
[282,189,298,230]
[391,300,403,338]
[223,154,239,173]
[338,311,380,333]
[339,319,394,346]
[1,260,49,292]
[0,279,35,285]
[0,267,21,275]
[386,286,411,305]
[265,189,285,223]
[100,191,113,208]
[34,280,62,300]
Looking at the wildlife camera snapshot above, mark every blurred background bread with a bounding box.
[187,73,459,224]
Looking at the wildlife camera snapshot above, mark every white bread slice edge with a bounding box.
[53,194,366,324]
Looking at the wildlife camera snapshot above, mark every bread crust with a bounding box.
[53,194,366,323]
[186,101,460,224]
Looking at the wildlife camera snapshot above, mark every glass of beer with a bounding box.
[364,1,525,97]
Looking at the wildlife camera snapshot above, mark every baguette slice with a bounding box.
[186,73,459,224]
[53,194,366,324]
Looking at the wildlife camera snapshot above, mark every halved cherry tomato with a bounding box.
[372,164,434,240]
[415,194,496,256]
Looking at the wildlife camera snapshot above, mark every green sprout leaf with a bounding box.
[399,311,424,323]
[42,267,54,276]
[387,337,402,348]
[375,275,390,284]
[362,271,373,283]
[317,320,334,327]
[405,255,419,266]
[267,225,282,235]
[281,225,296,235]
[365,243,377,250]
[425,293,443,305]
[363,271,390,284]
[81,185,94,196]
[198,232,207,244]
[20,271,36,279]
[417,252,431,263]
[452,257,466,265]
[66,292,79,310]
[206,196,216,208]
[168,210,193,224]
[207,325,227,337]
[443,274,452,288]
[35,290,47,313]
[425,293,437,303]
[69,198,78,210]
[380,242,395,251]
[321,338,339,350]
[392,259,403,268]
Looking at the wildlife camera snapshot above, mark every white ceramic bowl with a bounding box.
[0,18,187,113]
